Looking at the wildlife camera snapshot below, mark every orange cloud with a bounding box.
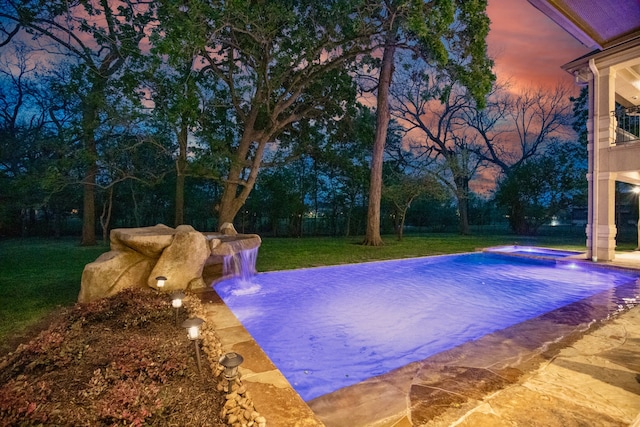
[487,0,591,92]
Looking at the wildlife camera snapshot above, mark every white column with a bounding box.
[593,67,617,261]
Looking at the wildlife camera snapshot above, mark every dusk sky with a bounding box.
[486,0,592,92]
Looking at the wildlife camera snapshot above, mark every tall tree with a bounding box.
[362,0,494,246]
[490,85,587,235]
[0,0,156,245]
[94,130,170,239]
[383,171,444,240]
[320,105,376,236]
[145,0,213,227]
[191,0,375,228]
[494,139,587,235]
[391,62,486,234]
[0,45,48,235]
[570,86,589,146]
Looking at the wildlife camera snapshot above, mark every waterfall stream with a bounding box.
[221,247,261,295]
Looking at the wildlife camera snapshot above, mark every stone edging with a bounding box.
[184,293,267,427]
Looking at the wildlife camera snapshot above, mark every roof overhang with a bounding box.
[527,0,640,50]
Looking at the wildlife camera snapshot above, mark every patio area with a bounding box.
[199,251,640,426]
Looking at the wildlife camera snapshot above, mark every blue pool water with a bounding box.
[485,245,583,258]
[215,252,640,401]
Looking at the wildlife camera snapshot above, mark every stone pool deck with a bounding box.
[197,253,640,426]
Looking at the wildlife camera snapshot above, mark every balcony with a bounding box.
[614,106,640,144]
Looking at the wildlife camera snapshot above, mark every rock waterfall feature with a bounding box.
[78,223,261,303]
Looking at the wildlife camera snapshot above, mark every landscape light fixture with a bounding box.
[155,275,167,290]
[219,352,244,390]
[171,291,185,325]
[181,317,205,373]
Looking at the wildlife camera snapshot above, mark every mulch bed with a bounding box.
[0,288,226,426]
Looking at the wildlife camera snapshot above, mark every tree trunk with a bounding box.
[53,209,62,238]
[80,82,104,246]
[100,186,113,243]
[345,200,354,237]
[174,122,188,227]
[130,182,141,226]
[80,107,98,246]
[455,176,470,235]
[21,208,28,237]
[363,41,396,246]
[217,131,267,229]
[218,178,242,227]
[458,198,470,235]
[81,174,97,246]
[398,209,408,241]
[509,203,530,235]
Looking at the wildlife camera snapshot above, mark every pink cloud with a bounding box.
[487,0,591,92]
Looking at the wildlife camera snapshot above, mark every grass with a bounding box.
[255,232,588,271]
[0,232,588,354]
[0,238,107,353]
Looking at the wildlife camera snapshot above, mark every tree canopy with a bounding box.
[0,0,592,241]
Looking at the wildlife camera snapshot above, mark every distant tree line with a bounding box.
[0,0,589,243]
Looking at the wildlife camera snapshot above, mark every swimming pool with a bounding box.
[215,251,640,401]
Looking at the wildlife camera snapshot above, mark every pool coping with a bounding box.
[197,288,325,427]
[201,250,640,426]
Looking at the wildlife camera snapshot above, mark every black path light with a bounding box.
[182,317,205,374]
[219,352,244,391]
[171,291,185,325]
[155,275,167,290]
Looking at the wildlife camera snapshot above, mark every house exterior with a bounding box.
[527,0,640,261]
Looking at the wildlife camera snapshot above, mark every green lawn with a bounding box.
[256,233,587,271]
[0,238,107,352]
[0,233,588,354]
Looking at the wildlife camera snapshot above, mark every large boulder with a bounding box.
[78,249,155,303]
[110,224,175,258]
[148,225,211,291]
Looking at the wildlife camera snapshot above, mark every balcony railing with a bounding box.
[614,106,640,144]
